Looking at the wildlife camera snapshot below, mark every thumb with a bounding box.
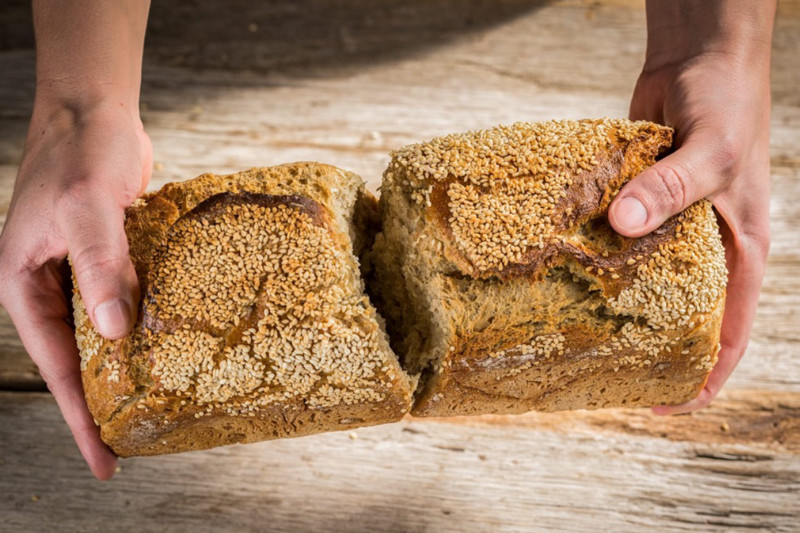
[609,139,719,238]
[60,195,139,340]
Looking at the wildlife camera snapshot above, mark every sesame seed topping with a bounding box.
[386,119,666,275]
[74,165,412,427]
[606,201,727,331]
[72,292,102,371]
[139,197,401,416]
[383,119,724,393]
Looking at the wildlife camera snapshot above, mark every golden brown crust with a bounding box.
[75,163,414,456]
[412,294,725,416]
[367,119,727,417]
[423,121,673,281]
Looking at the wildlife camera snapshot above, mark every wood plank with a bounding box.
[450,388,800,453]
[1,391,798,533]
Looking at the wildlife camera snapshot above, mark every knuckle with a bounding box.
[0,236,54,300]
[728,214,771,264]
[55,178,120,226]
[650,164,693,213]
[71,421,100,445]
[71,244,128,284]
[713,134,743,174]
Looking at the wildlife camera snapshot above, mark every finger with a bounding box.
[2,266,118,479]
[609,137,721,238]
[57,192,138,340]
[652,210,768,416]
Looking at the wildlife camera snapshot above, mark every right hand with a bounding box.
[0,98,152,479]
[608,0,774,415]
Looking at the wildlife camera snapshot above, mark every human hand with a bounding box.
[0,0,152,479]
[608,0,776,414]
[0,99,152,479]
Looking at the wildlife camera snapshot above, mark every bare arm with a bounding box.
[33,0,149,111]
[0,0,152,479]
[609,0,776,414]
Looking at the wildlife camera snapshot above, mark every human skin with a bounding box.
[608,0,776,415]
[0,0,776,479]
[0,0,152,480]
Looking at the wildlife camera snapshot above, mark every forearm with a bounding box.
[644,0,776,70]
[32,0,150,114]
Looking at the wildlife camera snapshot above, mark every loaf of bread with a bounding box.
[366,119,727,417]
[73,163,416,456]
[75,119,728,456]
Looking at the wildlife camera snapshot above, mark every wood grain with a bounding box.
[1,391,798,533]
[0,1,798,530]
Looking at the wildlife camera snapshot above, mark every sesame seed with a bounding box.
[73,166,412,423]
[146,201,400,411]
[606,202,727,331]
[382,119,725,389]
[387,119,662,274]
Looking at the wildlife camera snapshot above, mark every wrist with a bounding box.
[31,0,149,123]
[32,84,142,127]
[643,0,776,72]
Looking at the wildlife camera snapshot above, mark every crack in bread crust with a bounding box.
[187,191,329,227]
[139,192,331,337]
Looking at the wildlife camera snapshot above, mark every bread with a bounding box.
[74,119,728,456]
[73,163,416,456]
[365,119,728,417]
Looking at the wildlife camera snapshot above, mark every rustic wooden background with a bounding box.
[1,1,798,531]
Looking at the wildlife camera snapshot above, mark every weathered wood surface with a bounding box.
[2,391,798,533]
[0,0,799,531]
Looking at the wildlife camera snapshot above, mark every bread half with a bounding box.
[73,163,415,456]
[366,119,727,416]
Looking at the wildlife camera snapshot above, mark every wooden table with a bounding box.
[1,1,798,531]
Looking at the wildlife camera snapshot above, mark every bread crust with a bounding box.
[366,119,727,417]
[74,163,413,456]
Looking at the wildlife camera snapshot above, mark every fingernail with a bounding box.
[94,299,131,339]
[614,196,648,232]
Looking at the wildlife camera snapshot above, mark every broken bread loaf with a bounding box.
[366,119,727,417]
[73,163,415,456]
